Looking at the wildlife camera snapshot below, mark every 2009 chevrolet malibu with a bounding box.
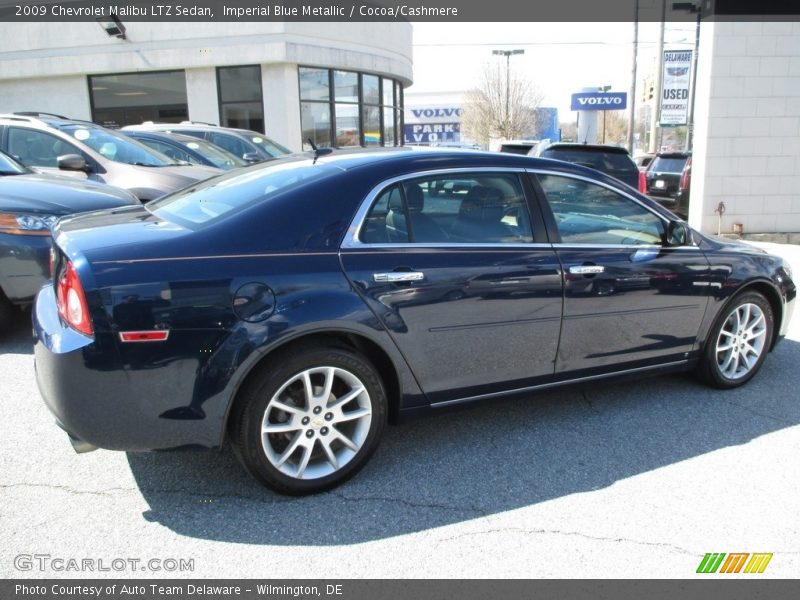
[34,149,796,495]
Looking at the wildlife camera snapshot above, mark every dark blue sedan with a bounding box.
[33,149,796,495]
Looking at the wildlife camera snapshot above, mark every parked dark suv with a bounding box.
[642,152,691,215]
[533,143,639,189]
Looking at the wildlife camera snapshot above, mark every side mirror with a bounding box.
[57,154,88,172]
[242,152,260,163]
[666,220,689,247]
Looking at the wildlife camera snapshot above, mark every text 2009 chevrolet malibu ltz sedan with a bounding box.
[33,149,796,495]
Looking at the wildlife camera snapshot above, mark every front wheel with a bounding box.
[231,346,387,495]
[698,291,774,389]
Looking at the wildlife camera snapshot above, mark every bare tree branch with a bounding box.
[461,62,544,147]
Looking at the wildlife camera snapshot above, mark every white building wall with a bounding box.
[184,67,219,125]
[262,64,303,152]
[691,21,800,235]
[0,76,91,120]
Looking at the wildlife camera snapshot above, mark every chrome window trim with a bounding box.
[340,167,528,249]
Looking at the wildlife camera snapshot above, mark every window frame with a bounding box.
[298,65,403,150]
[527,169,694,248]
[342,167,547,249]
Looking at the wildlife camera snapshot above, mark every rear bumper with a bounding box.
[33,284,221,451]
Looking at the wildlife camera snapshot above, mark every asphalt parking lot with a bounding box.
[1,242,798,579]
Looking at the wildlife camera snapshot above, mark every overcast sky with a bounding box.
[409,22,697,120]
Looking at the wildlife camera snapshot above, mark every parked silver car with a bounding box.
[0,113,222,201]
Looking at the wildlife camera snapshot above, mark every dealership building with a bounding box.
[0,22,412,152]
[0,20,798,237]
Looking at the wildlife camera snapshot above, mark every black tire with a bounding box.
[697,291,774,389]
[0,289,17,333]
[230,345,387,495]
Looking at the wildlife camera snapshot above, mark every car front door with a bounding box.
[531,171,711,376]
[340,169,564,404]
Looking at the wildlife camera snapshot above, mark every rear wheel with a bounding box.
[231,346,387,495]
[698,291,773,389]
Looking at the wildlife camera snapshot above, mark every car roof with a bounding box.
[0,113,99,130]
[123,122,260,136]
[654,151,691,158]
[542,143,631,155]
[123,130,212,144]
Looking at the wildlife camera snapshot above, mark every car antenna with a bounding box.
[307,138,333,163]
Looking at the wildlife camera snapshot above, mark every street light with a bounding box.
[492,49,525,139]
[598,85,611,143]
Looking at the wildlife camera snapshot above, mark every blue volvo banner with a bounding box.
[570,92,627,111]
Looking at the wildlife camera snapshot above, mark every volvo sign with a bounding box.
[570,92,627,111]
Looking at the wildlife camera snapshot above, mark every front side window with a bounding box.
[537,174,665,245]
[359,173,533,245]
[6,128,73,168]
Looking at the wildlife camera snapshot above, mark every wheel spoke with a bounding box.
[741,304,751,329]
[717,340,734,352]
[746,315,765,336]
[275,433,303,468]
[718,329,735,339]
[335,406,371,424]
[295,443,313,478]
[263,420,299,434]
[720,350,736,377]
[320,367,335,401]
[320,437,339,470]
[301,371,314,403]
[327,385,365,410]
[332,427,358,452]
[270,399,303,416]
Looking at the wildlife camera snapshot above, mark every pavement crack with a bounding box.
[718,398,795,426]
[0,482,134,497]
[435,526,695,555]
[581,390,600,414]
[332,492,487,516]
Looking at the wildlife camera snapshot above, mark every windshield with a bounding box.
[183,138,247,169]
[148,158,336,228]
[247,134,291,158]
[0,150,29,175]
[59,125,179,167]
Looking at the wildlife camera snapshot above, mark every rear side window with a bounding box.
[359,173,533,244]
[6,128,75,168]
[650,156,688,173]
[149,159,335,227]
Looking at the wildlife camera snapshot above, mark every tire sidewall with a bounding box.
[703,291,774,389]
[234,347,387,495]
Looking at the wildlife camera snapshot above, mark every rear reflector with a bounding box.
[119,330,170,343]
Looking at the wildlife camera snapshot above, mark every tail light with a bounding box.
[679,157,692,191]
[56,261,93,336]
[638,170,647,194]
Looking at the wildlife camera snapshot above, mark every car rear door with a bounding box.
[530,170,711,376]
[339,168,563,404]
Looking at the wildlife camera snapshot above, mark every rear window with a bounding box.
[148,159,336,227]
[542,148,637,173]
[650,156,688,173]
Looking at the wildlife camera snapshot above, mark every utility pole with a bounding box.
[686,5,701,151]
[627,0,639,153]
[493,49,525,139]
[649,0,666,153]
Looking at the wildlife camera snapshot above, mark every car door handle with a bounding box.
[568,265,605,275]
[373,272,425,283]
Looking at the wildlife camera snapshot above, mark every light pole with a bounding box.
[598,85,612,143]
[493,49,524,139]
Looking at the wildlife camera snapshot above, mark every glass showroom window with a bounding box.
[89,70,188,128]
[217,65,265,133]
[298,66,402,149]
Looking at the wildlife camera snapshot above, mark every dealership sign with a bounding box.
[660,50,693,126]
[570,92,627,111]
[404,122,460,144]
